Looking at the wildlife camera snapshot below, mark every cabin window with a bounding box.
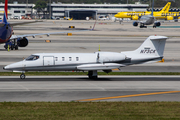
[55,57,58,61]
[69,57,72,61]
[26,55,39,61]
[76,57,79,61]
[62,57,65,61]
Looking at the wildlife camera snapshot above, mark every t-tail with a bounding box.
[3,0,8,23]
[160,2,171,13]
[122,36,168,64]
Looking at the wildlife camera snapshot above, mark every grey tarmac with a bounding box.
[0,20,180,102]
[0,76,180,102]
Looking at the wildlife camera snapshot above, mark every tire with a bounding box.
[20,74,26,79]
[4,45,7,49]
[11,45,14,50]
[15,45,18,50]
[88,75,98,79]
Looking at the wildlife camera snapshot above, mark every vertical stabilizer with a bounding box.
[133,36,167,57]
[3,0,8,23]
[160,2,171,13]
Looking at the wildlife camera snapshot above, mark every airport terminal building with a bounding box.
[0,2,148,20]
[0,2,34,19]
[49,3,149,20]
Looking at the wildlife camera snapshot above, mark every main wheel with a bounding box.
[15,45,18,50]
[4,45,7,49]
[20,73,26,79]
[11,45,14,50]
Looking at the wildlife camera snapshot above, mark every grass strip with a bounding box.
[0,102,180,120]
[0,72,180,76]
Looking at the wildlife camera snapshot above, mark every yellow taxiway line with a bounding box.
[78,91,180,101]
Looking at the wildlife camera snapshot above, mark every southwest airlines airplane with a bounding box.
[114,2,180,21]
[4,35,168,79]
[0,0,92,50]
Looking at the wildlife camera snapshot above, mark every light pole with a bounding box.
[49,0,51,19]
[26,0,28,17]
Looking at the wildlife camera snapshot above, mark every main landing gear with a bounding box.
[88,70,98,79]
[4,39,18,50]
[20,73,26,79]
[153,25,156,28]
[140,25,147,28]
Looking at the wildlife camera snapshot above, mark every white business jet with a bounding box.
[3,35,167,79]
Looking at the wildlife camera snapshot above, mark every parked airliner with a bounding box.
[1,0,92,50]
[4,35,168,79]
[133,0,161,28]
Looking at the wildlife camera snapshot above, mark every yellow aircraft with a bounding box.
[114,2,180,21]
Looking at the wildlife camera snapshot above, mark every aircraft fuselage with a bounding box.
[4,52,127,72]
[0,22,13,43]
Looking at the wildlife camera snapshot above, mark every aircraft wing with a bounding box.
[9,20,43,26]
[77,63,126,71]
[9,29,91,40]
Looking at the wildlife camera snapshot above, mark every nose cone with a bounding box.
[3,61,23,71]
[3,64,13,70]
[3,65,9,70]
[114,14,119,18]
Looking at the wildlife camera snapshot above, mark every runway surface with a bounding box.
[0,20,180,102]
[0,76,180,102]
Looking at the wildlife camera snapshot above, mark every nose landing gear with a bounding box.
[20,73,26,79]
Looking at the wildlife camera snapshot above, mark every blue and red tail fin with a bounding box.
[3,0,8,23]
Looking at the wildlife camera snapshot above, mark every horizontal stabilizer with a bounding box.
[77,63,125,71]
[150,36,168,40]
[0,23,5,27]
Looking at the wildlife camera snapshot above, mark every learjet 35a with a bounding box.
[4,35,168,79]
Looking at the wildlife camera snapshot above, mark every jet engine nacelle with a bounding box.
[154,22,161,27]
[166,16,173,20]
[17,37,28,47]
[131,16,139,20]
[133,22,138,26]
[97,52,126,63]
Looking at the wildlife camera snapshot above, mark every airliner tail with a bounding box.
[160,2,171,13]
[3,0,8,23]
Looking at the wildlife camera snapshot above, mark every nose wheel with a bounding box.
[20,73,26,79]
[153,25,156,28]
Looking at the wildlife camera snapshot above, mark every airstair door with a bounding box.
[43,56,54,66]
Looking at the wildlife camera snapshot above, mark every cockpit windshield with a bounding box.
[26,55,39,61]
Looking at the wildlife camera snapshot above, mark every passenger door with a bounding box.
[43,56,54,66]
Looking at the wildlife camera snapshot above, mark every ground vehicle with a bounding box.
[98,15,109,20]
